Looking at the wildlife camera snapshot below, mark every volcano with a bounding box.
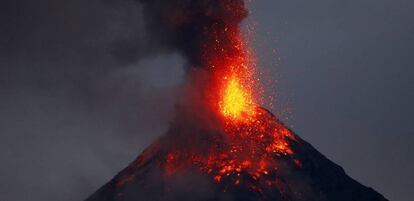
[86,107,387,201]
[86,1,388,200]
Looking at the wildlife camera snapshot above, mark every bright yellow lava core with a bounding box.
[220,75,255,120]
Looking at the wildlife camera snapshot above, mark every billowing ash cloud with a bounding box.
[136,0,248,67]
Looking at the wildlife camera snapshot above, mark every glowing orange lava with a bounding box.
[204,23,260,123]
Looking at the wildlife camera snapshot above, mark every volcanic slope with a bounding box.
[86,108,388,201]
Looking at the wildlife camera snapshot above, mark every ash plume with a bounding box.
[136,0,248,68]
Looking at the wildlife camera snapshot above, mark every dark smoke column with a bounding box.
[138,0,247,68]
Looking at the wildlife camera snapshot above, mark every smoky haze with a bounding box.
[0,0,412,201]
[0,0,184,200]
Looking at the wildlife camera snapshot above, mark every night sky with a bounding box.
[1,1,413,201]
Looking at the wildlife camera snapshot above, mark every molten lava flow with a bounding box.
[160,107,298,193]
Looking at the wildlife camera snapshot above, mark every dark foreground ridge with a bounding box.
[86,109,388,201]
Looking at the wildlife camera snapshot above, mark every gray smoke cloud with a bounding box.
[0,0,185,200]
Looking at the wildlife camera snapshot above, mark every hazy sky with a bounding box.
[1,0,413,201]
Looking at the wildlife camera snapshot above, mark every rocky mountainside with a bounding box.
[86,108,388,201]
